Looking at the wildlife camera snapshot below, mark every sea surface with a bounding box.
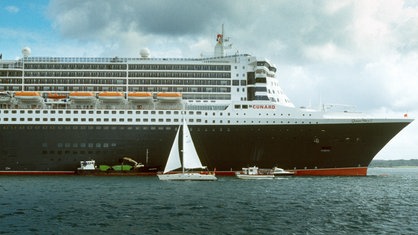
[0,168,417,235]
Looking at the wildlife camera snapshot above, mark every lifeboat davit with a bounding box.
[69,92,96,102]
[0,92,11,103]
[98,92,124,103]
[157,92,182,102]
[128,92,153,102]
[14,91,43,103]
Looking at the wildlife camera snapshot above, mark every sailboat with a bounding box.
[157,120,217,181]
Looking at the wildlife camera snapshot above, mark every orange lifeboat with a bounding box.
[98,92,124,102]
[69,92,96,102]
[156,92,182,102]
[128,92,153,102]
[47,93,67,100]
[15,91,41,97]
[14,91,43,102]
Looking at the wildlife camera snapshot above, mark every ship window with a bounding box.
[119,118,124,122]
[104,118,109,122]
[151,119,156,122]
[35,110,40,114]
[166,119,171,122]
[104,111,109,114]
[112,118,116,122]
[143,118,148,122]
[136,118,141,122]
[89,111,94,114]
[96,118,101,122]
[66,110,71,114]
[28,118,33,121]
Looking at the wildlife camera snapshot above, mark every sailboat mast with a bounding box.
[181,122,185,173]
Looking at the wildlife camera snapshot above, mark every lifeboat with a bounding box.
[47,93,67,100]
[157,92,182,102]
[98,92,124,103]
[14,91,43,103]
[69,92,96,102]
[128,92,153,102]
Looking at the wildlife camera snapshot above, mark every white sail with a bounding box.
[163,127,182,173]
[182,120,204,170]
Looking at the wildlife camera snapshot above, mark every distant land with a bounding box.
[370,159,418,167]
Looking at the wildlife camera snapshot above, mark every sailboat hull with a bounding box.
[157,173,217,181]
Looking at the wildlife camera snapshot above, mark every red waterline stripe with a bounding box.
[0,171,75,175]
[294,167,368,176]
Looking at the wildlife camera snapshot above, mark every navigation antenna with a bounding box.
[214,24,232,57]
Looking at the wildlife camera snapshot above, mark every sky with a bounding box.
[0,0,417,160]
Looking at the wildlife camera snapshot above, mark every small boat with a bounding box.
[14,91,43,103]
[128,92,153,102]
[156,92,182,102]
[235,166,274,179]
[158,120,217,181]
[76,158,159,176]
[272,167,294,176]
[47,93,67,100]
[78,160,97,171]
[69,92,96,102]
[98,92,124,103]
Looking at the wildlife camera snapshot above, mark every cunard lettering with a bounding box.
[253,105,275,109]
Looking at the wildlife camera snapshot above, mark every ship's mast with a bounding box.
[214,24,231,57]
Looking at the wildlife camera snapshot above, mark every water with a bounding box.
[0,168,417,234]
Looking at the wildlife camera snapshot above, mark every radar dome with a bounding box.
[22,47,31,57]
[140,48,150,58]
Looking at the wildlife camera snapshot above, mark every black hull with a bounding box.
[0,122,409,172]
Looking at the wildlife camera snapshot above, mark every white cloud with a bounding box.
[5,6,19,13]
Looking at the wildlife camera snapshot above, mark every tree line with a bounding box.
[369,159,418,167]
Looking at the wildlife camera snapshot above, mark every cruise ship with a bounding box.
[0,27,412,176]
